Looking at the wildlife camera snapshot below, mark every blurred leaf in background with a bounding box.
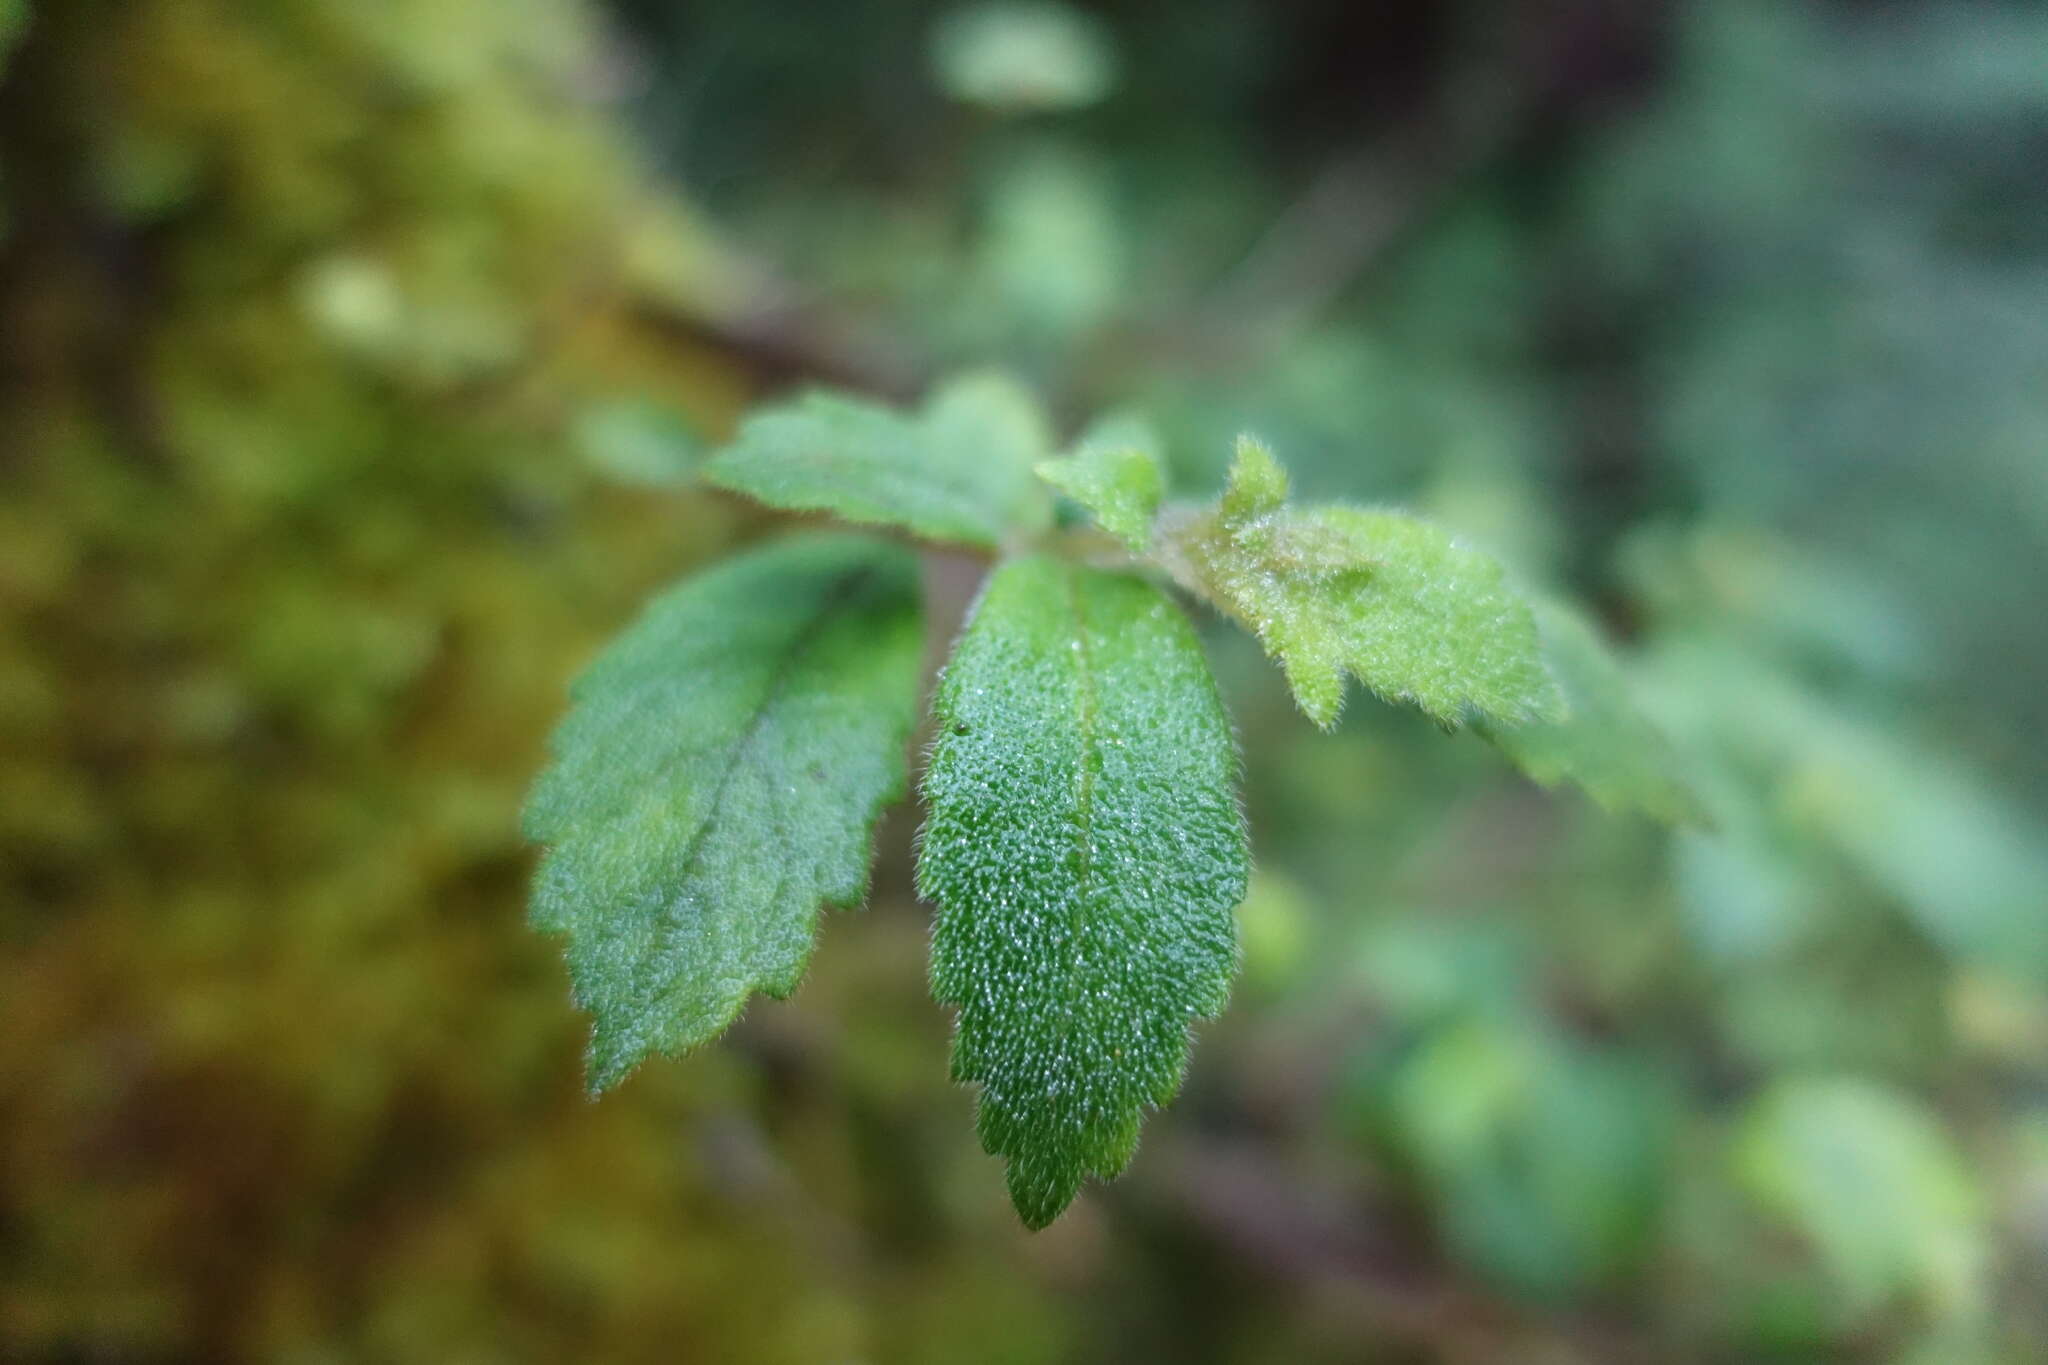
[1735,1077,1987,1323]
[930,2,1117,114]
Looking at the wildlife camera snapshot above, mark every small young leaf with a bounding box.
[704,371,1052,549]
[1482,598,1704,824]
[1218,432,1290,521]
[525,533,924,1092]
[1161,436,1561,730]
[919,556,1249,1227]
[1034,428,1165,553]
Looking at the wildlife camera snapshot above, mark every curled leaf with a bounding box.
[1161,436,1561,730]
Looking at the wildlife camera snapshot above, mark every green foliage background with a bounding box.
[4,1,2046,1361]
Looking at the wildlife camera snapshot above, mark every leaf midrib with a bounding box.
[581,558,889,1091]
[1056,564,1100,1068]
[661,564,877,926]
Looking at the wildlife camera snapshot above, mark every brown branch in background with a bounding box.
[1128,1136,1658,1365]
[1193,147,1436,346]
[632,283,929,405]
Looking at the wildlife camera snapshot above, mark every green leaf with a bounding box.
[1161,436,1561,730]
[919,556,1249,1227]
[1734,1077,1986,1320]
[524,533,924,1092]
[704,371,1052,549]
[571,397,702,489]
[1482,597,1704,824]
[1375,1018,1670,1298]
[1034,423,1165,553]
[1071,409,1163,464]
[1645,639,2048,978]
[928,2,1119,113]
[1218,432,1290,521]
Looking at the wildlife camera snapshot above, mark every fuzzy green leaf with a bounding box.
[919,556,1249,1227]
[1218,432,1290,521]
[525,533,924,1092]
[1161,436,1561,730]
[704,371,1052,549]
[1482,598,1704,824]
[1034,428,1165,553]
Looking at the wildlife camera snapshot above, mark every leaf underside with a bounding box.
[1481,597,1704,824]
[919,556,1249,1228]
[524,532,924,1092]
[1164,437,1562,731]
[704,372,1052,549]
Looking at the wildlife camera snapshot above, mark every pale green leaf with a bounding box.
[1161,436,1561,730]
[1644,639,2048,978]
[1034,431,1164,553]
[1071,409,1163,464]
[525,533,924,1092]
[919,556,1249,1227]
[1482,597,1704,824]
[1377,1018,1669,1297]
[971,145,1124,343]
[705,371,1052,549]
[929,2,1118,113]
[1735,1077,1986,1319]
[571,397,701,489]
[1219,432,1290,521]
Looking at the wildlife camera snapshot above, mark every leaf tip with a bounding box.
[583,1030,643,1097]
[1223,433,1288,520]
